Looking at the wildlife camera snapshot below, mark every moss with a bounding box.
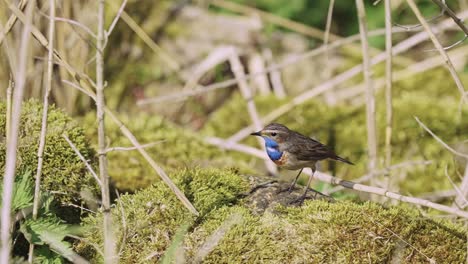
[187,201,466,263]
[202,70,468,195]
[81,112,252,192]
[0,100,99,209]
[77,167,465,263]
[75,167,250,263]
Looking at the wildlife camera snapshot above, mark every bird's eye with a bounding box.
[271,132,277,137]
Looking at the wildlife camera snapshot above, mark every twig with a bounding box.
[406,0,467,104]
[384,0,393,182]
[430,0,468,36]
[29,0,55,262]
[325,160,433,194]
[96,1,116,262]
[105,141,165,153]
[106,0,127,37]
[444,166,468,209]
[5,75,13,143]
[0,1,34,263]
[311,170,468,218]
[356,0,378,183]
[455,163,468,208]
[62,134,102,187]
[414,117,468,159]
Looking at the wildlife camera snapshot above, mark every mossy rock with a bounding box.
[75,167,249,262]
[76,167,466,263]
[81,112,252,192]
[202,77,468,196]
[0,100,99,211]
[186,201,465,263]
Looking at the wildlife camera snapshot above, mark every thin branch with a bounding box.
[406,0,467,104]
[106,0,127,37]
[29,0,55,262]
[384,0,393,181]
[311,170,468,218]
[0,1,34,263]
[5,75,13,143]
[326,160,433,194]
[430,0,468,36]
[105,141,165,153]
[414,116,468,159]
[356,0,378,181]
[62,134,102,187]
[96,0,116,262]
[444,166,468,209]
[455,162,468,208]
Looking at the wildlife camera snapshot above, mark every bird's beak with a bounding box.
[250,131,262,136]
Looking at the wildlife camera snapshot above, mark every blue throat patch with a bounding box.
[263,137,283,161]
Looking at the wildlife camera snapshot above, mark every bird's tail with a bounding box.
[333,155,354,165]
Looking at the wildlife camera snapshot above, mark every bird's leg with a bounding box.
[291,167,316,205]
[287,168,303,193]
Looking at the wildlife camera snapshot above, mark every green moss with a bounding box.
[187,201,466,263]
[0,100,99,208]
[77,167,465,263]
[81,112,252,192]
[76,167,250,263]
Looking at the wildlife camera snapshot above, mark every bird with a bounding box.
[251,123,353,202]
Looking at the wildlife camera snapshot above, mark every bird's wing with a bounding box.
[287,132,337,161]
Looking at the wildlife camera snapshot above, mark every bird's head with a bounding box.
[250,123,290,146]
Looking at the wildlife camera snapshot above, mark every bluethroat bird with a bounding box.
[251,123,353,201]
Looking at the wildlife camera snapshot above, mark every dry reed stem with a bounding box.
[28,0,55,262]
[262,48,285,98]
[322,0,335,105]
[228,49,277,174]
[225,11,468,144]
[5,74,13,143]
[311,169,468,218]
[406,0,467,103]
[384,0,393,180]
[0,0,27,45]
[455,164,468,208]
[96,1,116,262]
[356,0,378,184]
[0,1,34,263]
